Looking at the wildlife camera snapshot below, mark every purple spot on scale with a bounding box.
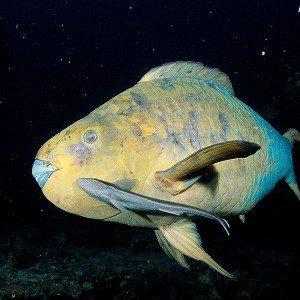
[218,112,230,136]
[67,142,93,166]
[130,123,142,137]
[130,92,146,107]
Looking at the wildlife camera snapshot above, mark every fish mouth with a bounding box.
[32,159,59,189]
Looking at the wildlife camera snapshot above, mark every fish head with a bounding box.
[32,111,121,219]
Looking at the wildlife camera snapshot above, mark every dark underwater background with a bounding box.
[0,0,299,299]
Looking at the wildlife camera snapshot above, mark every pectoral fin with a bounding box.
[158,219,233,278]
[113,178,137,191]
[153,140,260,195]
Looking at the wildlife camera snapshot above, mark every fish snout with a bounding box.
[32,159,60,189]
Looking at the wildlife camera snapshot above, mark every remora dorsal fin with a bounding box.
[139,61,235,96]
[158,219,233,278]
[153,140,260,195]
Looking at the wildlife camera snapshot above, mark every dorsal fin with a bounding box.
[139,61,235,96]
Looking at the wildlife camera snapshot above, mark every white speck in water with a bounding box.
[15,24,19,29]
[261,51,266,56]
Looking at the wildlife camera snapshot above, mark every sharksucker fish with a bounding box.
[32,61,300,277]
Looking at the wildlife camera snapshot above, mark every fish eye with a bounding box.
[83,130,99,144]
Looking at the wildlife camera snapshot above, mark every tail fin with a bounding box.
[283,128,300,200]
[283,128,300,146]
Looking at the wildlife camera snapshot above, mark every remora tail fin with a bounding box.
[283,128,300,200]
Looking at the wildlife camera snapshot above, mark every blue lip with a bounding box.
[32,159,58,188]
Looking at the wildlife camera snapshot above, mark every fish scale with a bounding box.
[125,80,261,213]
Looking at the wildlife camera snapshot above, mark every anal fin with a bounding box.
[158,219,233,278]
[155,229,189,269]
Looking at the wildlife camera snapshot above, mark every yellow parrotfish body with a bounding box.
[32,61,300,277]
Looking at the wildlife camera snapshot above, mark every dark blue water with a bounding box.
[0,1,299,298]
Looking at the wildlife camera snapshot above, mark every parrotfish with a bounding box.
[32,61,300,277]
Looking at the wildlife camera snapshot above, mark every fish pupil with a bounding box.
[83,130,98,143]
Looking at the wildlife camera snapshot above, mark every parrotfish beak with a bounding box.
[32,159,58,189]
